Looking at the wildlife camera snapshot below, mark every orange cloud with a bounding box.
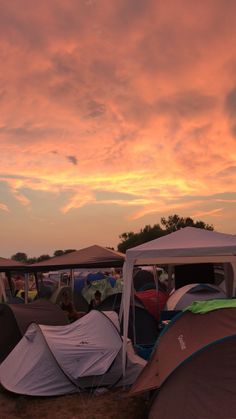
[0,0,236,256]
[0,203,10,213]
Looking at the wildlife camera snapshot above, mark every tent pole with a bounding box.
[24,273,29,304]
[131,281,136,347]
[231,262,236,297]
[35,272,40,297]
[224,263,234,298]
[0,273,7,302]
[168,265,173,292]
[6,271,14,297]
[70,269,75,293]
[121,261,133,380]
[153,265,159,320]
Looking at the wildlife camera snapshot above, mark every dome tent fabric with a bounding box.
[130,300,236,418]
[120,227,236,376]
[82,278,114,304]
[136,289,169,321]
[166,283,226,311]
[149,339,236,419]
[98,293,159,346]
[0,300,68,363]
[0,310,146,396]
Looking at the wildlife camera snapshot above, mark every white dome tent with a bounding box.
[166,283,226,311]
[119,227,236,377]
[0,310,145,396]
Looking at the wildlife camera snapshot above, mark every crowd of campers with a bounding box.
[1,228,236,418]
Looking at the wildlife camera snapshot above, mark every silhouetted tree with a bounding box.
[11,252,28,263]
[27,257,37,264]
[53,250,64,257]
[117,214,214,253]
[54,249,76,257]
[64,249,76,254]
[36,254,51,262]
[160,214,213,233]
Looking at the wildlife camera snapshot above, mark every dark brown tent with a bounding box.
[29,245,125,271]
[0,299,68,363]
[131,302,236,419]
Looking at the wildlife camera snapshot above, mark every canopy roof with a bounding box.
[127,227,236,265]
[30,245,125,271]
[0,257,26,272]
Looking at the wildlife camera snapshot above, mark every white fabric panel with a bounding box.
[0,323,77,396]
[102,310,121,331]
[116,340,147,387]
[40,310,122,378]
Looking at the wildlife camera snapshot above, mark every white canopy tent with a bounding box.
[119,227,236,376]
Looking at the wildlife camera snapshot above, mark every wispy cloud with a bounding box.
[0,0,236,256]
[0,203,10,212]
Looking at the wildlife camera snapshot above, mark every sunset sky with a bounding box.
[1,0,236,258]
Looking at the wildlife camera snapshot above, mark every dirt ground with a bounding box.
[0,386,148,419]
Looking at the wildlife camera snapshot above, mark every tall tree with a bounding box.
[64,249,76,254]
[117,214,214,253]
[36,254,51,262]
[160,214,214,233]
[54,249,76,257]
[53,250,64,257]
[11,252,28,263]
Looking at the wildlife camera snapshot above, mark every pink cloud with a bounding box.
[0,0,236,255]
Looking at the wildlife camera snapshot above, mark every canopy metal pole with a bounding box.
[224,263,234,298]
[24,273,29,304]
[35,272,40,297]
[153,265,160,320]
[131,280,136,347]
[168,265,173,292]
[0,273,7,302]
[5,271,14,297]
[70,269,75,293]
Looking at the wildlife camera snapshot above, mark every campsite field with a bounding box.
[0,386,147,419]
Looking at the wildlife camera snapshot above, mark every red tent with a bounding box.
[136,289,169,321]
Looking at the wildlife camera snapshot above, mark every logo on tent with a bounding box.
[177,334,186,350]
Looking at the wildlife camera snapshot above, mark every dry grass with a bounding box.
[0,386,148,419]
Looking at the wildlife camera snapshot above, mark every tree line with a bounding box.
[11,249,76,264]
[117,214,213,253]
[11,214,214,262]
